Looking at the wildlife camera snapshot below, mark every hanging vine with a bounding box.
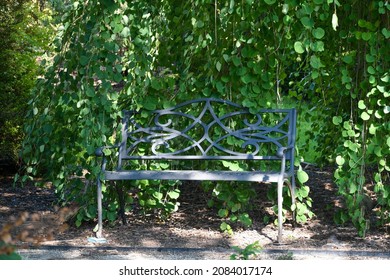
[19,0,388,236]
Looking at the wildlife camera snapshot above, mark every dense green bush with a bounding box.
[0,0,53,166]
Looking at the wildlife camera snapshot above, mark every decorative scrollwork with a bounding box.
[124,98,294,159]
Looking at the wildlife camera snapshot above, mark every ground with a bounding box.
[1,166,389,260]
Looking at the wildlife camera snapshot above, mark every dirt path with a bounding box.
[1,166,389,260]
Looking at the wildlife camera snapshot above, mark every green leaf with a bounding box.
[80,55,89,66]
[365,54,375,63]
[159,162,169,169]
[146,198,157,206]
[301,17,314,29]
[382,28,390,39]
[377,85,386,93]
[121,26,130,38]
[344,140,358,152]
[264,0,276,5]
[336,155,345,166]
[311,71,319,79]
[374,173,382,184]
[223,54,230,62]
[368,124,377,135]
[241,74,252,84]
[238,213,252,227]
[150,78,161,90]
[242,99,256,108]
[168,190,180,199]
[312,28,325,39]
[216,61,222,72]
[122,15,129,25]
[362,32,372,41]
[367,66,376,74]
[342,55,353,64]
[361,111,370,121]
[220,222,232,232]
[218,209,229,218]
[196,20,204,28]
[143,97,158,110]
[107,211,116,221]
[185,34,193,42]
[358,100,366,110]
[232,56,241,66]
[332,116,342,125]
[299,186,310,198]
[311,41,325,52]
[358,19,368,28]
[237,67,248,76]
[222,160,242,171]
[349,183,357,194]
[310,55,324,69]
[294,41,305,54]
[252,84,261,94]
[216,81,224,93]
[81,107,90,115]
[297,170,309,184]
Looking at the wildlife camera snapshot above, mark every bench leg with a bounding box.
[115,183,127,225]
[277,178,283,243]
[97,178,103,239]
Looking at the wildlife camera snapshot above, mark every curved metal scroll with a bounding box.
[122,98,295,160]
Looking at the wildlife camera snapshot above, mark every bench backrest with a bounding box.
[118,98,296,172]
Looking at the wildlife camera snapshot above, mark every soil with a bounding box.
[1,165,389,260]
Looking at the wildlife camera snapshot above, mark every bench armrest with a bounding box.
[95,145,120,157]
[276,145,294,158]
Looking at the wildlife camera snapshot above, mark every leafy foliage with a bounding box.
[20,0,389,236]
[0,242,22,260]
[329,2,390,236]
[0,0,53,165]
[230,240,263,260]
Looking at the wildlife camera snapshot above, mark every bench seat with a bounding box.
[104,170,288,182]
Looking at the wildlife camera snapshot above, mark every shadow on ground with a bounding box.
[1,166,390,260]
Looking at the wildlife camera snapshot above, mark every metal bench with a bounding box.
[95,98,297,243]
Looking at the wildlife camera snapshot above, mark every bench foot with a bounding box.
[96,228,103,239]
[276,176,296,244]
[277,233,282,244]
[87,237,107,244]
[97,178,104,239]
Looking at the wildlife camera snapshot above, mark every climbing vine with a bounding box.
[330,1,390,236]
[20,0,388,236]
